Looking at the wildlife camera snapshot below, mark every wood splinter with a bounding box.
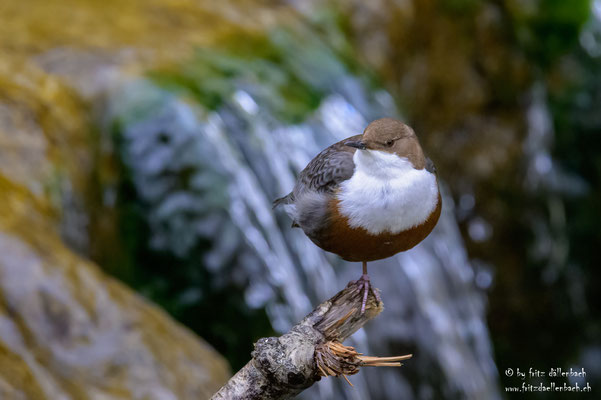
[315,340,412,386]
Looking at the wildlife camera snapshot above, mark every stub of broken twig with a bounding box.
[315,340,412,386]
[315,340,361,378]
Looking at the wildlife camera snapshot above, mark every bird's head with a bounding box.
[345,118,426,170]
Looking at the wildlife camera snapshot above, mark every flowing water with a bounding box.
[103,64,501,398]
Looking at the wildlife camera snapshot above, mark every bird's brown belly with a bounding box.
[309,195,442,262]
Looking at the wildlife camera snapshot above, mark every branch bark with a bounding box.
[210,281,411,400]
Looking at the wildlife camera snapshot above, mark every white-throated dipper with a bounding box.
[274,118,442,312]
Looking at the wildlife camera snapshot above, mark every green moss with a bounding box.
[508,0,591,68]
[0,341,48,400]
[148,17,375,123]
[149,48,321,122]
[439,0,481,15]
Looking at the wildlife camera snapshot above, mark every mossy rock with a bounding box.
[0,176,230,399]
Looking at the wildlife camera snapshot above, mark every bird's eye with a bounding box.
[385,140,394,147]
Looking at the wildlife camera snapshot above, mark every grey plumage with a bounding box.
[273,135,359,203]
[295,136,359,196]
[425,157,436,174]
[294,191,331,239]
[273,136,359,231]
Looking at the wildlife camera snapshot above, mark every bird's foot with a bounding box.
[348,274,381,314]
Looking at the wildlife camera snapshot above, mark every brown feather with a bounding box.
[306,193,442,262]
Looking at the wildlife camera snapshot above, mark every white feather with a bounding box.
[337,150,438,235]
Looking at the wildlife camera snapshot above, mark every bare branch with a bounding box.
[210,281,412,400]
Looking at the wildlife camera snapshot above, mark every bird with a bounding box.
[274,118,442,312]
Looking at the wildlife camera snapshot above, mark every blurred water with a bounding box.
[103,72,501,398]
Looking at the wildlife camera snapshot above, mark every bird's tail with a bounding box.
[272,192,293,209]
[273,193,300,228]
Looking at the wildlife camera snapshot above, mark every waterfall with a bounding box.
[103,67,500,399]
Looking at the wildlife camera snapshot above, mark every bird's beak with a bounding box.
[345,140,367,150]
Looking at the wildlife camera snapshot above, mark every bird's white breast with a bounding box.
[337,150,439,235]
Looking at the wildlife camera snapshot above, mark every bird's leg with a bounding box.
[349,261,382,314]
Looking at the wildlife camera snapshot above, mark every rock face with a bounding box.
[0,0,235,398]
[0,180,230,399]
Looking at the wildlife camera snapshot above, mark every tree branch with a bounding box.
[210,281,412,400]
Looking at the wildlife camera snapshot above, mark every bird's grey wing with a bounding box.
[294,135,359,197]
[284,136,358,236]
[273,136,358,232]
[273,136,359,206]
